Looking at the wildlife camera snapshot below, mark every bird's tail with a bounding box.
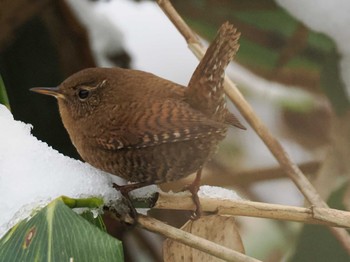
[186,22,240,122]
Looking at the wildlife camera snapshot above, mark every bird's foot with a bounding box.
[113,182,150,222]
[183,169,203,219]
[185,182,202,220]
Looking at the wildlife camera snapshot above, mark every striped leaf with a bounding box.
[0,197,123,262]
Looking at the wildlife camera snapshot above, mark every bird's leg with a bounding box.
[113,182,151,220]
[185,169,203,219]
[113,182,151,195]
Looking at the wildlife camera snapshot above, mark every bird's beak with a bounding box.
[30,87,65,99]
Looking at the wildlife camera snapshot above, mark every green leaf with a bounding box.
[0,75,11,110]
[320,49,350,115]
[0,198,123,262]
[288,183,350,262]
[80,212,107,232]
[61,195,104,209]
[327,182,349,210]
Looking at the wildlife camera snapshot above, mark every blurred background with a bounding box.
[1,0,349,261]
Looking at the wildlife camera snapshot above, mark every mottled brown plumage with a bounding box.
[31,22,244,214]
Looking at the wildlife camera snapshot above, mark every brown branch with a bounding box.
[135,214,261,262]
[154,192,350,228]
[206,160,321,186]
[156,0,350,253]
[114,193,261,261]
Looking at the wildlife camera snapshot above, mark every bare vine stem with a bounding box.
[135,214,261,262]
[153,192,350,228]
[156,0,350,253]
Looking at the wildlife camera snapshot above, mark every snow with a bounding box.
[0,105,119,238]
[276,0,350,99]
[66,0,126,67]
[199,185,242,201]
[66,0,198,86]
[162,185,242,201]
[130,185,159,200]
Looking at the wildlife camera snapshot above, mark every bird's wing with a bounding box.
[93,99,227,150]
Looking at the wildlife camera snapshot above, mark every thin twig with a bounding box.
[113,205,260,261]
[206,160,320,186]
[156,0,350,253]
[136,214,261,262]
[153,192,350,228]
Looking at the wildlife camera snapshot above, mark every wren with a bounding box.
[31,22,245,215]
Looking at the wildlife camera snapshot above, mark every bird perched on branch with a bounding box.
[31,22,245,217]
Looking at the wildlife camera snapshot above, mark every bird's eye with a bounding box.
[78,89,90,100]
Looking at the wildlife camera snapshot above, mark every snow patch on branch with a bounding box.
[199,186,242,201]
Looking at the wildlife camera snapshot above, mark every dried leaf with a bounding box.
[163,215,244,261]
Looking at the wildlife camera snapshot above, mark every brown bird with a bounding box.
[31,22,245,216]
